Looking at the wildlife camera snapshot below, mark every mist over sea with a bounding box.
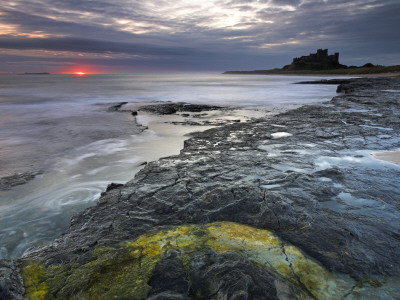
[0,73,338,259]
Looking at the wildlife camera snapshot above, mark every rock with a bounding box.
[295,79,352,85]
[107,102,128,112]
[100,182,124,197]
[0,172,40,191]
[0,260,24,300]
[192,113,208,118]
[186,250,298,300]
[105,182,124,192]
[107,102,141,119]
[139,103,222,115]
[147,250,189,298]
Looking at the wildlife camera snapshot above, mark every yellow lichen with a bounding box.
[22,221,392,300]
[204,222,354,299]
[123,222,356,298]
[22,261,50,300]
[181,254,191,279]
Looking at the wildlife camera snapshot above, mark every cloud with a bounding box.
[0,0,399,72]
[269,0,302,6]
[0,36,197,56]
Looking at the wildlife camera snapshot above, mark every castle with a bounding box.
[223,48,349,74]
[292,49,339,65]
[282,49,346,70]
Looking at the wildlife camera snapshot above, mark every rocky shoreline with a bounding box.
[1,77,400,299]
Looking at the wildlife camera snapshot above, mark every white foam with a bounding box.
[383,89,400,93]
[86,166,109,175]
[271,132,293,139]
[360,124,393,131]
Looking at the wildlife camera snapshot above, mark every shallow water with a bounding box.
[0,73,339,258]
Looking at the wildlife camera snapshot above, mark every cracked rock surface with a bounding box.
[2,77,400,299]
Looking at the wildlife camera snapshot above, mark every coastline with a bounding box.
[224,70,400,77]
[2,77,400,299]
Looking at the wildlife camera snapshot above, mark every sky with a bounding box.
[0,0,399,74]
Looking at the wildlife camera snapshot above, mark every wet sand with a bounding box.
[373,150,400,166]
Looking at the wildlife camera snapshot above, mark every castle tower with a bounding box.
[316,49,328,60]
[334,52,339,63]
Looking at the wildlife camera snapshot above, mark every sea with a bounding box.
[0,73,340,259]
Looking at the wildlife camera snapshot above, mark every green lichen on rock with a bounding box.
[356,278,384,288]
[55,246,157,299]
[22,221,389,299]
[23,247,157,299]
[21,261,50,300]
[181,254,191,279]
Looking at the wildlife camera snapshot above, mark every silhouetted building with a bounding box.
[283,49,346,70]
[292,49,339,65]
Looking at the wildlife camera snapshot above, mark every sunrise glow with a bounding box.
[56,63,126,74]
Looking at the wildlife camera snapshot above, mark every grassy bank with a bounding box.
[224,64,400,75]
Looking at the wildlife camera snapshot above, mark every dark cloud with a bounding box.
[0,9,144,43]
[269,0,301,5]
[0,0,399,72]
[0,36,195,56]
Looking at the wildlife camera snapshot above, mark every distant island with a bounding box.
[224,49,400,75]
[21,72,50,75]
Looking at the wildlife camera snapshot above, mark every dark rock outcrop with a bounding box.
[0,172,40,191]
[2,77,400,299]
[139,103,222,115]
[106,102,128,112]
[295,79,352,85]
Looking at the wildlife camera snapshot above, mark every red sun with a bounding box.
[60,65,99,75]
[59,64,123,75]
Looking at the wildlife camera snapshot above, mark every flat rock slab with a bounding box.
[2,77,400,299]
[0,172,40,191]
[139,102,223,115]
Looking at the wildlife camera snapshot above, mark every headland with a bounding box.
[224,49,400,76]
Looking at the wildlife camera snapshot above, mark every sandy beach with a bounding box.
[373,150,400,166]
